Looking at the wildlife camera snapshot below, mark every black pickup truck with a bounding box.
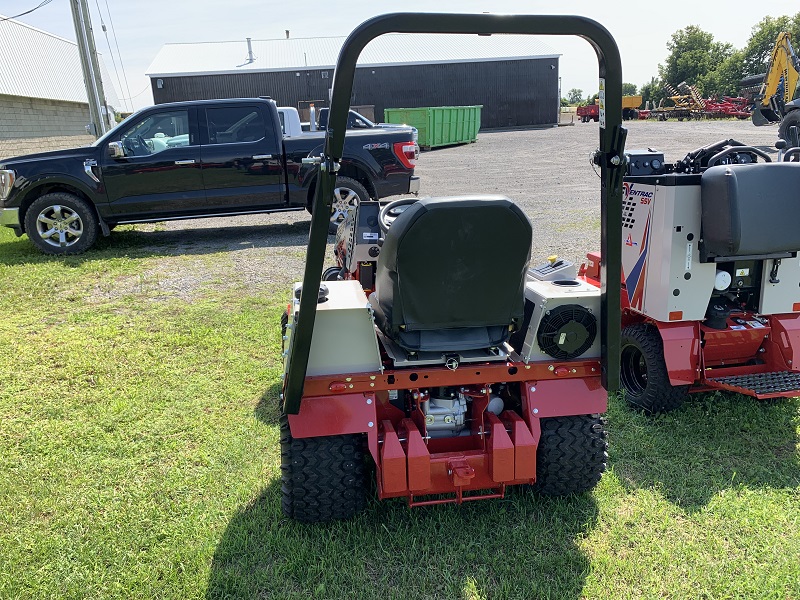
[0,98,419,254]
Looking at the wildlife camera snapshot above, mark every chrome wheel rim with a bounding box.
[331,186,360,222]
[35,205,83,248]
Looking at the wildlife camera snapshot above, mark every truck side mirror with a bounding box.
[108,141,125,159]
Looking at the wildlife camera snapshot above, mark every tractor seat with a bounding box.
[701,162,800,258]
[370,195,532,352]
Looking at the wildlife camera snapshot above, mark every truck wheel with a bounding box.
[533,414,607,496]
[330,177,369,233]
[24,192,98,255]
[280,415,367,522]
[778,110,800,144]
[620,323,689,414]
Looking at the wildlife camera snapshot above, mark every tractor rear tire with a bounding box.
[620,323,689,414]
[778,110,800,144]
[280,415,367,522]
[533,414,607,496]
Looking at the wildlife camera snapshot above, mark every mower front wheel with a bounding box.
[620,323,689,413]
[280,415,367,522]
[533,414,607,496]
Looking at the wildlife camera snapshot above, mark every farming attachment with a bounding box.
[279,12,627,522]
[608,138,800,413]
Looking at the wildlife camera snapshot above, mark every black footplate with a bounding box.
[706,371,800,399]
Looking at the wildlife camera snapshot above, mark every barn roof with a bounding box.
[0,15,120,108]
[146,33,559,77]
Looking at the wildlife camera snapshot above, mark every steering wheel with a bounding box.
[122,137,137,156]
[137,135,151,155]
[379,198,418,234]
[707,145,771,167]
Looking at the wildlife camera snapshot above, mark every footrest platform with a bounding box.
[705,371,800,399]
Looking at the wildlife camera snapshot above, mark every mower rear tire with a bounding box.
[620,323,689,414]
[280,415,367,522]
[534,414,607,496]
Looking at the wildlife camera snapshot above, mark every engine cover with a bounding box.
[520,279,601,362]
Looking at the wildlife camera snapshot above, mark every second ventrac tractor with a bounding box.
[278,13,627,522]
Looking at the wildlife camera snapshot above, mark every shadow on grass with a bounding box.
[254,381,283,426]
[206,479,598,600]
[0,220,315,267]
[210,382,598,598]
[609,391,800,510]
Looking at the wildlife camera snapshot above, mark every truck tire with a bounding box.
[330,177,369,233]
[533,414,607,496]
[24,192,98,255]
[280,415,367,522]
[778,110,800,145]
[620,323,689,414]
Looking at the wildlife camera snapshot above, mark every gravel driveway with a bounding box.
[114,120,782,300]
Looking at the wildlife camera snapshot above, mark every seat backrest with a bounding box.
[701,162,800,257]
[372,195,532,352]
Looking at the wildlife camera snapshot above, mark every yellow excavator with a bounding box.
[751,32,800,140]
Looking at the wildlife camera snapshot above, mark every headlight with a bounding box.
[0,170,15,201]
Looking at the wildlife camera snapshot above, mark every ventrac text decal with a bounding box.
[363,142,390,150]
[623,182,653,204]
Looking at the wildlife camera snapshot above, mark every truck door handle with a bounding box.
[174,159,196,165]
[252,154,272,160]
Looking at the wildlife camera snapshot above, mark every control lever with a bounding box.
[769,259,781,284]
[776,139,787,162]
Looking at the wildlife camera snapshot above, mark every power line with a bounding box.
[118,84,150,102]
[0,0,55,23]
[92,0,129,111]
[101,0,134,111]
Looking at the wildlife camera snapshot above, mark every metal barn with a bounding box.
[146,34,560,129]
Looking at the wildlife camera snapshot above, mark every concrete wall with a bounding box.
[0,94,95,159]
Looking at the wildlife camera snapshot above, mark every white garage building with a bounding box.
[0,15,119,159]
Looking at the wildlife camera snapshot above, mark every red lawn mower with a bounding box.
[279,13,628,522]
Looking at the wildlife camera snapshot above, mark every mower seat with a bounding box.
[701,162,800,258]
[370,195,532,352]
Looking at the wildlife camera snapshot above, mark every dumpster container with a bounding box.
[383,105,482,149]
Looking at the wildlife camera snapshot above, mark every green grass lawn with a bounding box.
[1,227,799,600]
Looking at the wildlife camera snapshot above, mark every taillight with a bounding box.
[393,141,417,169]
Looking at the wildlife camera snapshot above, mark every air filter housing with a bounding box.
[520,279,601,362]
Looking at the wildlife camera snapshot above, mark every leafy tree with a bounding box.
[639,14,800,100]
[566,88,584,104]
[622,83,638,96]
[640,77,665,107]
[700,50,745,97]
[586,93,599,105]
[740,13,800,76]
[659,25,734,94]
[560,97,569,107]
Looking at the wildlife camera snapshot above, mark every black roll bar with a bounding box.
[283,13,627,414]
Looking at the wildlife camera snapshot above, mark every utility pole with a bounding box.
[69,0,109,137]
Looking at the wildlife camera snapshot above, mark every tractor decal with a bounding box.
[625,213,651,310]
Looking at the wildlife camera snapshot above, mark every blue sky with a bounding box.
[3,0,799,111]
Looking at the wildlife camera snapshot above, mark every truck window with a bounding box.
[206,106,268,144]
[119,109,190,157]
[349,112,373,129]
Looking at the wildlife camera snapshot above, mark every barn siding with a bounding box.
[150,58,559,129]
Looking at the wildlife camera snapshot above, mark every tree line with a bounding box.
[562,12,800,107]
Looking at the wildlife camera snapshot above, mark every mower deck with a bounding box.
[705,371,800,399]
